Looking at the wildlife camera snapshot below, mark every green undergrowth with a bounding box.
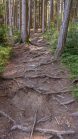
[0,44,12,74]
[43,21,78,99]
[13,29,21,44]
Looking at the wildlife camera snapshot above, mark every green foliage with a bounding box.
[13,29,21,44]
[0,25,9,44]
[74,84,78,100]
[44,20,78,99]
[0,44,12,74]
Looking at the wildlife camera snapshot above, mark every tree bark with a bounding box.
[19,0,21,31]
[54,0,72,57]
[9,0,12,37]
[33,0,36,33]
[21,0,27,42]
[42,0,44,33]
[28,0,31,36]
[48,0,53,30]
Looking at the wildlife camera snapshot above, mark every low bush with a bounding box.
[0,44,12,74]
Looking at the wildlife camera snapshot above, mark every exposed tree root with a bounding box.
[71,112,78,117]
[60,99,75,105]
[27,74,65,79]
[37,59,57,67]
[53,97,71,110]
[37,114,52,124]
[11,125,31,131]
[43,90,69,95]
[32,52,45,59]
[0,111,16,124]
[11,126,75,139]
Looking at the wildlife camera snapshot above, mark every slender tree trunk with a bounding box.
[19,0,21,31]
[39,0,40,27]
[21,0,27,42]
[57,0,60,30]
[42,0,44,33]
[48,0,53,30]
[28,0,31,36]
[13,0,15,28]
[33,0,36,33]
[9,0,12,37]
[54,0,72,57]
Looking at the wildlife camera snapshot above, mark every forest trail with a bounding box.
[0,31,78,139]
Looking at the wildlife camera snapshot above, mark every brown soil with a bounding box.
[0,31,78,139]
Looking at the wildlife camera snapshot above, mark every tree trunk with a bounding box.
[54,0,72,57]
[9,0,12,37]
[19,0,21,31]
[21,0,27,42]
[48,0,53,30]
[13,0,14,27]
[33,0,36,33]
[28,0,31,36]
[42,0,44,33]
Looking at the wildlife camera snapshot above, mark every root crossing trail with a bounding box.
[0,32,78,139]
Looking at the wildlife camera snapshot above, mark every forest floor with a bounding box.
[0,30,78,139]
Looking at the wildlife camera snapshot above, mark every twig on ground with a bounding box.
[0,111,16,124]
[37,114,52,124]
[30,110,37,139]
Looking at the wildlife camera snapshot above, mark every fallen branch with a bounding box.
[71,78,78,84]
[0,111,16,124]
[30,110,37,139]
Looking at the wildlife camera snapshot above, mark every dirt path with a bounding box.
[0,32,78,139]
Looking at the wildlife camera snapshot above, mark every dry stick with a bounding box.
[30,110,37,139]
[37,114,52,124]
[0,111,16,124]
